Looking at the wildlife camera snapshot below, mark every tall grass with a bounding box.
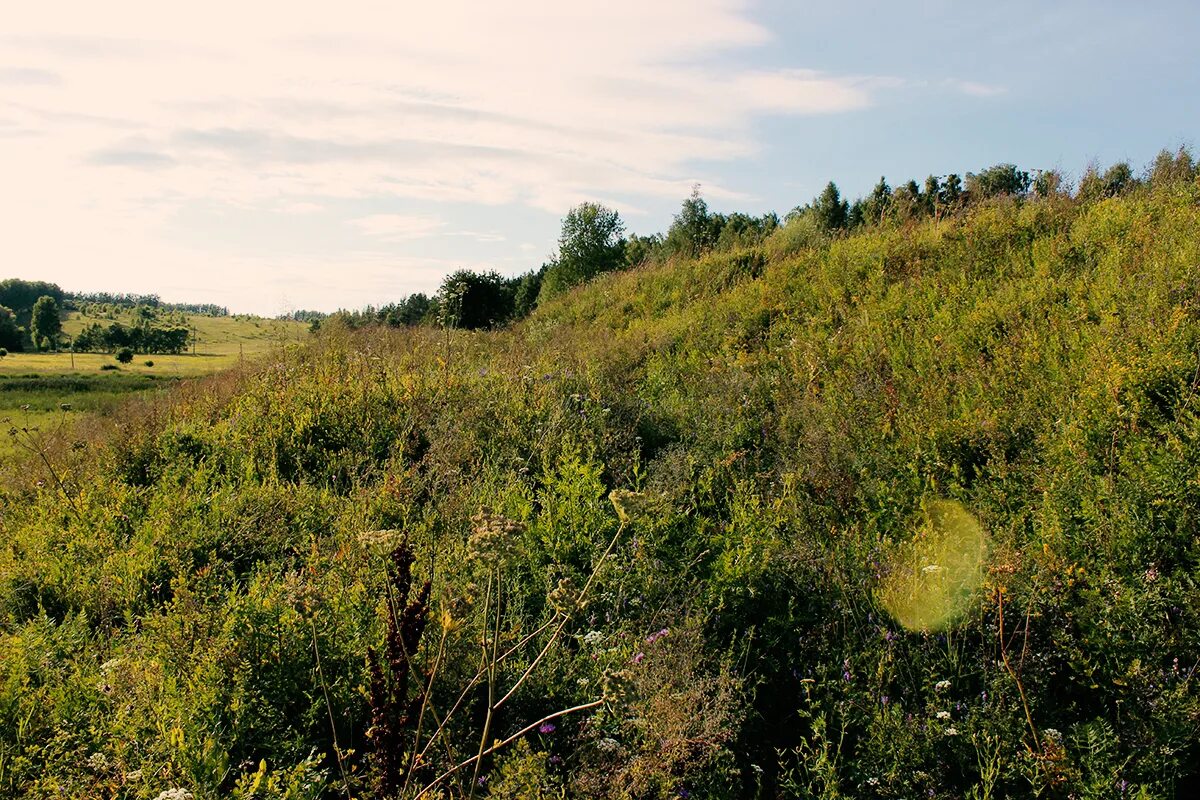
[2,182,1199,798]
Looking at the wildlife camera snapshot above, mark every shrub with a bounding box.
[144,360,154,367]
[115,347,134,364]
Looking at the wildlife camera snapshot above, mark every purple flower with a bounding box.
[880,695,889,706]
[549,755,563,766]
[645,628,670,645]
[632,652,645,664]
[539,722,557,734]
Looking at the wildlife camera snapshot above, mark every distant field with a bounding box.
[0,313,308,458]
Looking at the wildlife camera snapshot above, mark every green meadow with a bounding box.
[0,314,307,458]
[3,172,1200,798]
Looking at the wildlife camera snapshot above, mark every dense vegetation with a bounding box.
[2,152,1200,799]
[0,281,226,354]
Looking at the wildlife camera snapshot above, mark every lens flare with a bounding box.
[878,499,989,632]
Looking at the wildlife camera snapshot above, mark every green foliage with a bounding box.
[0,306,20,351]
[30,296,62,351]
[812,182,849,232]
[3,171,1200,798]
[0,279,64,321]
[115,347,134,364]
[965,163,1032,199]
[538,203,627,305]
[664,185,721,258]
[437,269,516,330]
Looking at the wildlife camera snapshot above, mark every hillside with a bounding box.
[3,182,1200,798]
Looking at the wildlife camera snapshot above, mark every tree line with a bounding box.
[71,321,191,355]
[0,280,197,355]
[310,146,1198,334]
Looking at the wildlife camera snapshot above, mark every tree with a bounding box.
[665,185,721,258]
[1149,147,1196,188]
[437,270,515,331]
[1101,162,1135,197]
[922,175,941,217]
[512,269,544,319]
[30,295,62,350]
[625,233,663,267]
[861,177,893,225]
[1077,161,1136,202]
[0,305,21,351]
[0,279,64,318]
[811,182,849,232]
[965,164,1031,200]
[1032,169,1065,198]
[892,180,922,222]
[115,347,134,364]
[939,174,963,212]
[538,202,627,303]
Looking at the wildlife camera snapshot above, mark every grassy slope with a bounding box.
[3,186,1200,797]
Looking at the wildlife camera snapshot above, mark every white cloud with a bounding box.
[944,79,1007,98]
[1,0,886,312]
[348,214,445,242]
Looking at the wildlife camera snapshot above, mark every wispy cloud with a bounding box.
[348,214,446,242]
[0,67,61,85]
[944,79,1008,98]
[1,0,896,312]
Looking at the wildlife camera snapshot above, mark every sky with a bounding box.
[3,1,1198,315]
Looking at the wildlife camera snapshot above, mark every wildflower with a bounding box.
[880,695,889,706]
[153,791,194,800]
[867,777,880,786]
[548,575,581,614]
[645,627,669,645]
[632,652,645,664]
[944,726,959,736]
[538,722,557,734]
[126,770,143,781]
[609,489,640,524]
[597,737,622,752]
[934,679,951,691]
[88,752,109,770]
[936,711,951,721]
[467,508,525,567]
[1043,728,1062,743]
